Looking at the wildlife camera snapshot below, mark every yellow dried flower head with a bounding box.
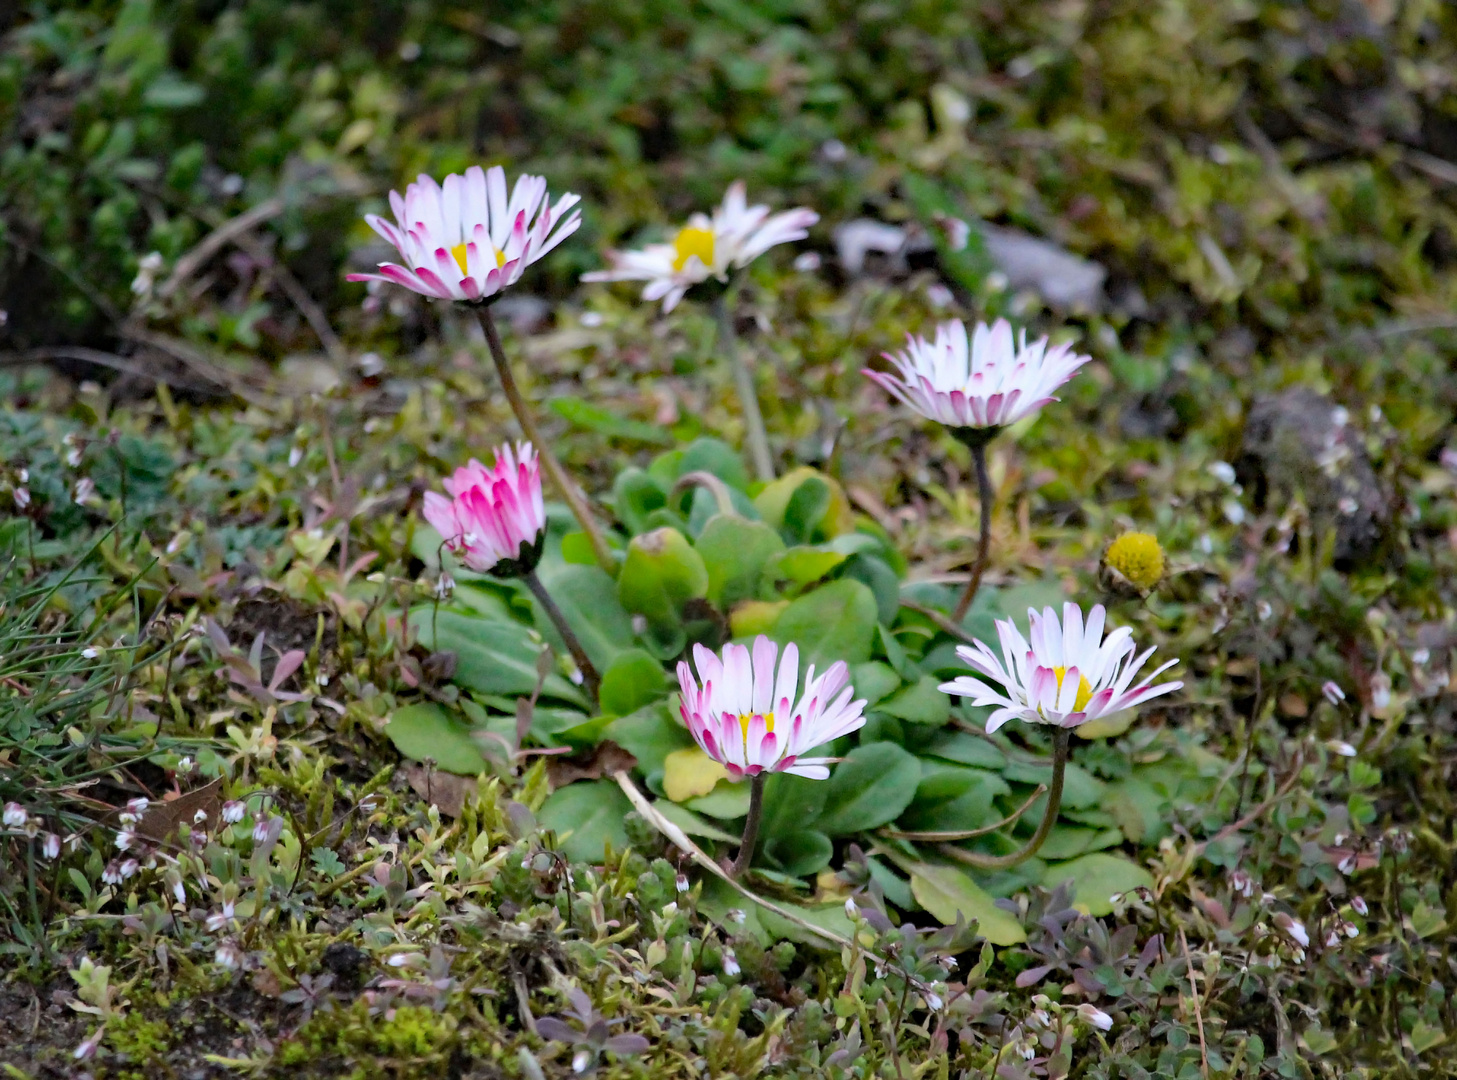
[1105,532,1165,591]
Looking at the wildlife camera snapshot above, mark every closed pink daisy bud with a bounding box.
[347,166,581,303]
[423,442,547,576]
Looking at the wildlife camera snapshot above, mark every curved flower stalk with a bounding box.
[348,166,612,574]
[865,318,1091,619]
[425,442,599,703]
[677,635,867,876]
[937,602,1181,868]
[583,182,819,482]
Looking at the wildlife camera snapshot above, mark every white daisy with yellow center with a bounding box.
[677,635,867,780]
[939,602,1182,731]
[582,181,818,312]
[864,318,1092,432]
[348,164,581,303]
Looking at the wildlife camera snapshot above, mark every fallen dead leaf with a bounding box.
[546,740,638,790]
[402,763,478,818]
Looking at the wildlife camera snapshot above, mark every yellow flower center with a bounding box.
[671,226,716,273]
[1105,531,1165,591]
[738,711,775,741]
[1052,666,1094,713]
[450,242,507,276]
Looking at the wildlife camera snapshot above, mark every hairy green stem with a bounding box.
[714,290,775,483]
[952,437,995,622]
[729,773,767,878]
[475,305,615,576]
[522,570,600,705]
[939,728,1070,870]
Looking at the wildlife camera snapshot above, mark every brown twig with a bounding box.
[898,599,977,644]
[118,326,278,408]
[880,785,1047,842]
[1178,927,1210,1079]
[157,197,286,300]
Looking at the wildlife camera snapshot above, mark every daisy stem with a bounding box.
[476,305,616,576]
[729,773,767,879]
[939,729,1070,870]
[714,288,775,483]
[952,437,995,622]
[522,569,600,706]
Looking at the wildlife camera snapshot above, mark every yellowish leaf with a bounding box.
[663,747,729,802]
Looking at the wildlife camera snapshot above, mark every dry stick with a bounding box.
[880,784,1046,842]
[729,773,766,879]
[952,438,995,623]
[157,196,286,300]
[935,729,1070,871]
[474,305,615,575]
[613,770,933,993]
[1178,927,1210,1079]
[522,570,600,705]
[898,599,976,644]
[713,288,775,484]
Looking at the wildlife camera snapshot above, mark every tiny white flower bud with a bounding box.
[1077,1003,1114,1031]
[1322,681,1346,705]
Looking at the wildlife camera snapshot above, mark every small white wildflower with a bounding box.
[925,281,955,308]
[206,900,236,933]
[675,872,689,894]
[725,908,746,926]
[1370,675,1392,711]
[193,808,209,824]
[176,757,193,773]
[1229,869,1256,898]
[1077,1003,1114,1031]
[925,991,944,1012]
[793,251,822,272]
[221,800,245,824]
[1324,927,1341,948]
[115,827,136,851]
[130,251,165,295]
[126,797,149,817]
[81,647,99,659]
[40,833,60,860]
[1337,496,1359,515]
[2,803,27,829]
[722,948,740,977]
[1326,740,1357,758]
[1256,599,1272,621]
[13,487,30,509]
[1274,912,1309,947]
[844,897,858,919]
[1331,405,1349,428]
[1412,648,1430,666]
[1343,920,1359,938]
[579,311,604,328]
[434,572,455,600]
[118,858,139,880]
[288,446,304,468]
[74,1027,105,1060]
[1322,681,1346,705]
[572,1049,592,1074]
[215,941,244,970]
[253,816,273,843]
[387,953,411,968]
[1208,461,1236,485]
[1351,896,1369,917]
[73,477,96,505]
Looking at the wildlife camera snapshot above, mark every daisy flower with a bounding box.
[864,318,1091,432]
[940,602,1181,732]
[583,181,818,312]
[423,442,547,577]
[677,635,867,780]
[347,165,581,302]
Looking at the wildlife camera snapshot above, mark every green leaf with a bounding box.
[759,771,830,839]
[538,780,634,862]
[408,609,585,706]
[1041,853,1154,916]
[530,563,633,671]
[602,705,694,779]
[1035,825,1123,861]
[1002,759,1104,809]
[549,396,673,444]
[877,675,950,726]
[695,516,785,608]
[754,466,854,539]
[652,799,740,843]
[843,553,901,625]
[310,847,346,878]
[684,780,753,819]
[612,467,668,535]
[919,731,1008,770]
[678,436,750,493]
[763,545,846,591]
[814,742,920,835]
[901,172,994,294]
[900,766,1009,832]
[908,862,1026,944]
[772,578,878,669]
[850,662,903,708]
[385,703,487,775]
[617,527,709,630]
[599,648,670,716]
[782,476,832,545]
[763,831,834,876]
